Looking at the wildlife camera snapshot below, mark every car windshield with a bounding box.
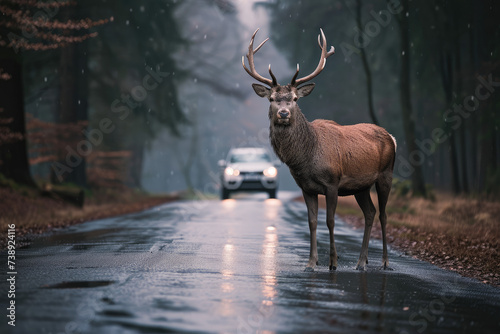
[230,152,271,163]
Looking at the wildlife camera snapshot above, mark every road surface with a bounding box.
[1,192,499,333]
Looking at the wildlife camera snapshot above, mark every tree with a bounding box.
[88,1,187,188]
[394,0,427,197]
[355,0,380,126]
[0,0,109,186]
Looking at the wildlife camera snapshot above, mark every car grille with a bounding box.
[239,171,263,176]
[240,180,264,189]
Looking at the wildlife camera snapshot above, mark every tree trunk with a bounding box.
[448,134,461,194]
[453,5,469,194]
[0,55,36,186]
[356,0,379,126]
[52,7,89,187]
[129,142,144,188]
[435,2,461,194]
[398,0,427,197]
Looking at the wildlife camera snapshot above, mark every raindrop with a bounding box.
[435,5,439,11]
[129,8,133,12]
[406,12,409,17]
[77,100,81,105]
[170,171,174,175]
[402,50,405,55]
[125,20,130,25]
[193,78,198,83]
[81,69,85,74]
[235,83,240,88]
[204,34,207,40]
[467,23,470,29]
[140,6,145,12]
[43,77,47,82]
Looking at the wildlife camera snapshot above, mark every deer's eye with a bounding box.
[269,97,275,102]
[293,97,298,102]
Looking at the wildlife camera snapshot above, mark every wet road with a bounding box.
[2,192,499,334]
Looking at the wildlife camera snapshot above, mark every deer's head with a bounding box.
[242,29,335,126]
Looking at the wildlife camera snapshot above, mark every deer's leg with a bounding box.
[376,174,393,270]
[326,188,338,271]
[354,188,376,271]
[303,191,318,271]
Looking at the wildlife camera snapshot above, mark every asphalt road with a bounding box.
[1,192,499,334]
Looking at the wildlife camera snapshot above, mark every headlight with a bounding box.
[224,167,240,176]
[263,166,277,177]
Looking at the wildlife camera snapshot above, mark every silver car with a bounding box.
[218,147,279,199]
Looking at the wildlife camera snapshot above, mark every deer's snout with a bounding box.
[277,109,290,119]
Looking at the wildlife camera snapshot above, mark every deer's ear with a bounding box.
[252,84,271,98]
[297,83,315,97]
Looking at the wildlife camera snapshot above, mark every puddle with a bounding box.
[41,280,115,289]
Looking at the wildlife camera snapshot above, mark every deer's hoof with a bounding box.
[355,264,367,271]
[329,265,337,271]
[304,267,315,272]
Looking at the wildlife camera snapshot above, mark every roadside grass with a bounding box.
[305,190,500,286]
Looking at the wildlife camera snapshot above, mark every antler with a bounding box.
[291,28,335,87]
[242,29,277,87]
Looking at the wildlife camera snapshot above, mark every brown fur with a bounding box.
[253,83,396,271]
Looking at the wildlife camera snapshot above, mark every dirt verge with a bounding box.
[295,193,500,287]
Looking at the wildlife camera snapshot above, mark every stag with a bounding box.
[242,29,396,271]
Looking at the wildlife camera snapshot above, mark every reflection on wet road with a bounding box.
[1,192,499,333]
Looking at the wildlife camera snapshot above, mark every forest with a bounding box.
[0,0,499,199]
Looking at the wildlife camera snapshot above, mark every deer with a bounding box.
[242,28,396,271]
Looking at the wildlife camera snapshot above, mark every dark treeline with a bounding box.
[0,0,238,191]
[0,0,499,197]
[258,0,499,197]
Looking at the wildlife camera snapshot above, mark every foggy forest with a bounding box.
[0,0,498,198]
[1,1,500,332]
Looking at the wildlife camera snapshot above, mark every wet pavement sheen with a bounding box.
[1,192,499,333]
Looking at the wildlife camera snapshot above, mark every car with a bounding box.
[218,147,279,200]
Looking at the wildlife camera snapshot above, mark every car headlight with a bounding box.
[224,167,240,176]
[263,166,277,177]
